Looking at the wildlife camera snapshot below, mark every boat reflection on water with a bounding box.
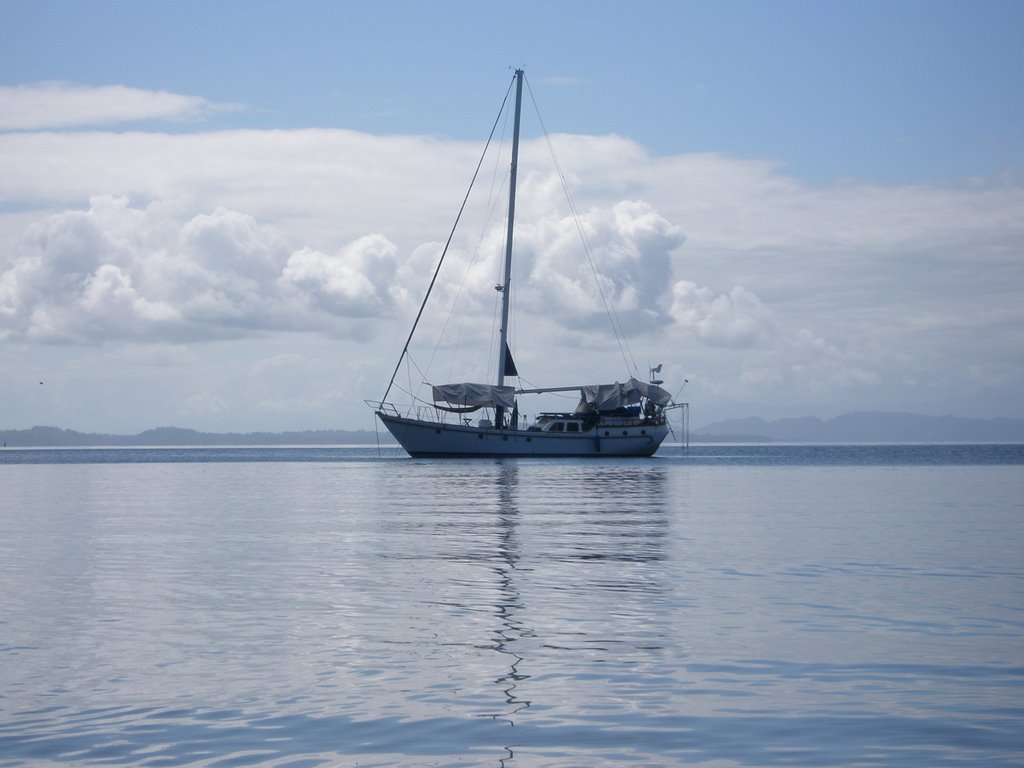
[484,462,530,767]
[476,459,671,764]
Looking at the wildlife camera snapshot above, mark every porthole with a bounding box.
[641,430,646,435]
[435,429,441,434]
[502,435,508,441]
[622,431,628,436]
[478,434,484,439]
[604,431,610,436]
[526,437,532,442]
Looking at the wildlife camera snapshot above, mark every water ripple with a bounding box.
[1,451,1022,766]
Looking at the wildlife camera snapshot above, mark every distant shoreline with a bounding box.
[0,426,396,448]
[3,410,1024,447]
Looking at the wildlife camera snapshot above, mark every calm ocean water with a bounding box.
[1,444,1022,767]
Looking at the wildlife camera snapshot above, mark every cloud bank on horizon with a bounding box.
[1,71,1021,432]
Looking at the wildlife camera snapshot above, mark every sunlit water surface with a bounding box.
[1,444,1022,766]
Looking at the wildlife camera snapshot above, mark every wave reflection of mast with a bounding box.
[480,461,532,766]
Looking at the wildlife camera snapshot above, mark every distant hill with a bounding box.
[695,412,1024,443]
[0,425,394,447]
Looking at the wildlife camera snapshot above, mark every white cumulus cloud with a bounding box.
[517,198,685,333]
[281,234,399,318]
[0,82,234,131]
[670,281,773,348]
[0,196,404,343]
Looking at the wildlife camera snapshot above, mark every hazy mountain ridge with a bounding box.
[696,412,1024,443]
[0,425,392,447]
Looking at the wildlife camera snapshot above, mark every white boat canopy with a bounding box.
[432,382,516,410]
[581,377,673,410]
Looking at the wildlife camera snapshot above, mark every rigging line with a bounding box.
[434,175,512,386]
[525,77,639,378]
[516,375,543,390]
[402,353,416,413]
[482,114,515,384]
[487,275,500,382]
[406,353,429,391]
[552,140,637,375]
[401,351,442,415]
[487,97,517,385]
[486,197,516,382]
[380,73,517,406]
[431,109,514,387]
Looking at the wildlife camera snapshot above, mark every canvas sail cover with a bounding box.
[432,382,516,410]
[580,377,672,410]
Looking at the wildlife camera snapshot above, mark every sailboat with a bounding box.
[372,69,684,457]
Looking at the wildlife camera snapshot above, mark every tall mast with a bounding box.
[496,68,523,387]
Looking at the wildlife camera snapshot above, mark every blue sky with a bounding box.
[1,0,1022,433]
[5,0,1021,181]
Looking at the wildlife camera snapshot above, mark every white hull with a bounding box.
[378,412,668,457]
